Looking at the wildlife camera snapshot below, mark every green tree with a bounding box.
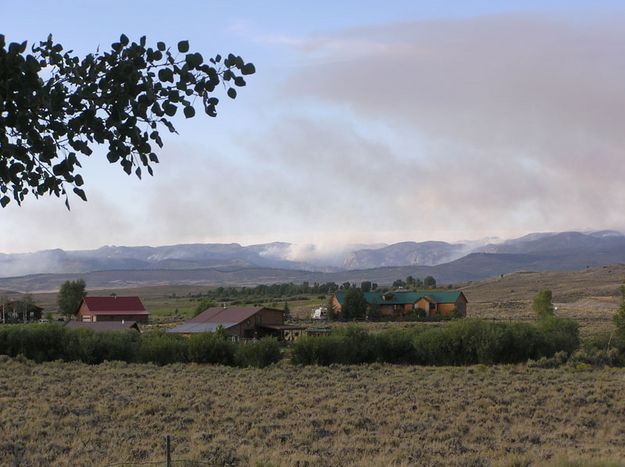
[532,289,555,319]
[368,303,381,321]
[392,279,406,288]
[360,281,372,293]
[0,34,255,207]
[57,279,86,316]
[283,300,291,321]
[613,283,625,336]
[193,298,216,317]
[326,297,336,322]
[342,288,368,321]
[423,276,437,288]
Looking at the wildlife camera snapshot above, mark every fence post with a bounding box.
[165,435,171,467]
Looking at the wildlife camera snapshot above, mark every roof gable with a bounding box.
[190,306,264,324]
[168,306,283,334]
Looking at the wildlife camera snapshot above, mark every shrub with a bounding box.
[535,317,580,356]
[235,337,281,368]
[138,331,188,365]
[188,332,235,365]
[64,328,139,364]
[0,324,66,362]
[375,327,423,364]
[291,335,346,365]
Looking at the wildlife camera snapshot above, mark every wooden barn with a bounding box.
[75,296,149,324]
[168,306,304,341]
[331,290,468,318]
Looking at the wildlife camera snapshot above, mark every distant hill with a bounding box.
[342,241,468,269]
[1,231,625,292]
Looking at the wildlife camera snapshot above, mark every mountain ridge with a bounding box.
[1,230,624,291]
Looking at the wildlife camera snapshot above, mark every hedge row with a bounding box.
[0,325,281,368]
[291,318,580,366]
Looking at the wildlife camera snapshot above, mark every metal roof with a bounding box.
[334,290,466,306]
[167,306,283,334]
[167,322,238,334]
[81,296,148,315]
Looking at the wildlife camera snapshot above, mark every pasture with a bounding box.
[1,358,624,466]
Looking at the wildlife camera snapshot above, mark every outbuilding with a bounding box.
[168,306,303,341]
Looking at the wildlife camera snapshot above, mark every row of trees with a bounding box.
[292,318,580,366]
[0,324,280,367]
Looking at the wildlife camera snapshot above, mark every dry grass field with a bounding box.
[462,265,625,338]
[1,358,625,466]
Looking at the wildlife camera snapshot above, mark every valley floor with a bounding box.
[1,359,624,466]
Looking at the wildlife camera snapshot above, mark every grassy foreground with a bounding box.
[1,359,625,466]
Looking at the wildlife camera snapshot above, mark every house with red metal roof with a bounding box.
[75,296,149,324]
[167,306,304,341]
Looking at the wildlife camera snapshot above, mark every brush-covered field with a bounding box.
[1,358,625,466]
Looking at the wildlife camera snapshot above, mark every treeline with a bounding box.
[0,325,281,368]
[292,318,580,366]
[189,282,341,302]
[189,275,442,304]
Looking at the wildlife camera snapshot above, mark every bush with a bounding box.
[64,329,139,364]
[375,328,423,364]
[535,317,580,356]
[235,337,281,368]
[188,332,235,365]
[291,335,345,365]
[0,324,66,362]
[137,331,188,365]
[292,318,581,367]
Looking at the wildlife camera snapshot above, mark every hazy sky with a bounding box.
[2,1,625,253]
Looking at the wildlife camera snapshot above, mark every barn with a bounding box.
[75,296,149,324]
[167,306,304,341]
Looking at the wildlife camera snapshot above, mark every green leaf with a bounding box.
[73,187,87,202]
[227,88,237,99]
[183,106,195,118]
[0,196,9,208]
[158,68,174,82]
[120,34,129,46]
[163,102,177,116]
[241,63,256,75]
[157,41,166,51]
[177,40,189,53]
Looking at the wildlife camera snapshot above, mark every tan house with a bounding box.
[76,296,149,324]
[331,290,468,318]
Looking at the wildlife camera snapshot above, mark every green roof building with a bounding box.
[331,290,467,318]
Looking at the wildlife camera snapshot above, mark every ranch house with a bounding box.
[331,290,468,318]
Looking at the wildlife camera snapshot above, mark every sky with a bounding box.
[2,0,625,254]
